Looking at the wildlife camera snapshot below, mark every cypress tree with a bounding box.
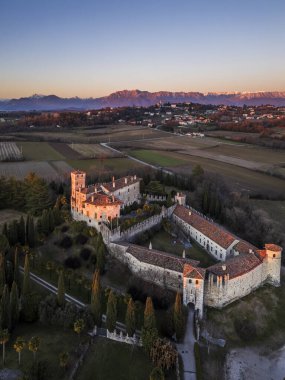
[0,254,6,292]
[17,216,26,245]
[2,224,8,239]
[0,236,9,255]
[0,285,10,329]
[142,297,158,354]
[22,254,31,296]
[106,290,117,333]
[7,221,18,246]
[173,292,184,341]
[41,210,50,236]
[9,281,19,329]
[27,217,35,248]
[96,244,105,274]
[25,215,30,245]
[90,270,102,326]
[125,298,136,337]
[57,270,65,307]
[13,248,20,290]
[48,209,55,233]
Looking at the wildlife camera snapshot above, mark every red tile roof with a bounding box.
[86,193,122,206]
[125,244,199,273]
[207,253,262,279]
[102,176,141,192]
[173,205,236,249]
[233,240,257,255]
[183,264,206,279]
[265,244,282,252]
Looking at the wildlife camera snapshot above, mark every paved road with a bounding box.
[177,308,196,380]
[101,142,174,176]
[19,266,140,336]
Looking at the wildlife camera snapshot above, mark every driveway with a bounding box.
[177,308,196,380]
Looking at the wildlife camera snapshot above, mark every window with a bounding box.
[178,275,181,279]
[273,254,276,258]
[189,279,192,284]
[196,280,199,285]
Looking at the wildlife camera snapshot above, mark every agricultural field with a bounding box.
[69,143,123,158]
[17,141,65,161]
[0,142,23,161]
[0,161,65,180]
[130,149,188,167]
[67,157,144,175]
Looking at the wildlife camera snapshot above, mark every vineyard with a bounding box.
[0,142,23,162]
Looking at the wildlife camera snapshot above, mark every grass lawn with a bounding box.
[67,157,143,174]
[206,274,285,349]
[4,322,78,378]
[17,141,65,161]
[144,229,216,267]
[129,149,188,167]
[77,337,175,380]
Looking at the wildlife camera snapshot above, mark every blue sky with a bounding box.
[0,0,285,97]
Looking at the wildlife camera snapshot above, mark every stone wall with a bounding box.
[106,329,142,346]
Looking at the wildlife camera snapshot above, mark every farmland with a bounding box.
[0,142,23,161]
[69,143,123,158]
[17,141,65,160]
[0,160,71,180]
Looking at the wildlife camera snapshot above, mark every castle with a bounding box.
[71,171,282,318]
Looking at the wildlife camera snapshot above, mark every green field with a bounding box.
[130,149,188,167]
[77,337,162,380]
[17,142,65,161]
[4,322,78,378]
[68,157,143,174]
[144,229,216,267]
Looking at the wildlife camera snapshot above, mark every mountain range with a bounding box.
[1,90,285,111]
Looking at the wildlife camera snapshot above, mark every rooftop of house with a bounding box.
[102,175,141,192]
[85,193,122,207]
[207,253,262,279]
[233,240,257,255]
[173,205,237,249]
[123,243,199,273]
[183,264,206,279]
[265,244,283,252]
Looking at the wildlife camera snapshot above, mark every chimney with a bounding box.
[125,177,128,184]
[134,174,136,180]
[182,249,186,259]
[222,265,226,271]
[112,195,115,203]
[112,176,115,188]
[189,211,191,216]
[149,241,152,250]
[95,187,97,193]
[92,196,94,202]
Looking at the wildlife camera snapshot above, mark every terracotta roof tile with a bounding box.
[207,253,262,279]
[102,176,141,192]
[85,193,122,206]
[233,240,257,255]
[183,264,206,279]
[173,205,236,249]
[125,244,199,273]
[265,244,282,252]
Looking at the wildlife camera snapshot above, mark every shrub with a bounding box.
[80,247,91,261]
[75,233,88,245]
[64,256,81,269]
[58,235,73,249]
[61,225,69,233]
[234,317,257,342]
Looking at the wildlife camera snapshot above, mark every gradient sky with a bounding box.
[1,0,285,98]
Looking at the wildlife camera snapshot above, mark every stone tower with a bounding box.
[264,244,282,286]
[71,170,86,199]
